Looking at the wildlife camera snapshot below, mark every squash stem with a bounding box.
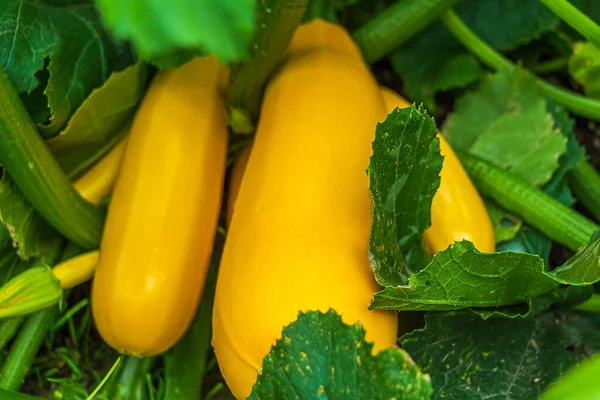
[352,0,460,64]
[540,0,600,49]
[113,356,154,400]
[0,318,23,353]
[457,151,599,252]
[0,65,104,249]
[569,158,600,223]
[226,0,309,129]
[441,10,600,121]
[163,259,219,399]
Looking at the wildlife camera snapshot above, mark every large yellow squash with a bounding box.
[380,87,495,253]
[92,57,228,357]
[213,20,398,399]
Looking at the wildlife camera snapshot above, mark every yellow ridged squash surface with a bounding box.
[213,20,398,399]
[380,87,495,253]
[92,57,228,357]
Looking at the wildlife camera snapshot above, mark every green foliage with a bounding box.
[368,105,442,286]
[0,0,129,135]
[370,241,557,312]
[94,0,256,67]
[569,42,600,98]
[444,68,566,187]
[390,0,561,108]
[402,310,600,399]
[250,310,433,400]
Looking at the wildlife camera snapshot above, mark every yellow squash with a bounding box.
[213,20,398,399]
[380,87,495,253]
[73,136,128,206]
[226,144,252,228]
[92,57,228,357]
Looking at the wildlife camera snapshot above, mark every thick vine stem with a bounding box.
[569,158,600,223]
[226,0,309,129]
[540,0,600,49]
[457,151,599,252]
[0,65,104,249]
[441,10,600,121]
[353,0,460,64]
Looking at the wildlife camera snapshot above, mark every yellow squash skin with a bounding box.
[73,136,128,206]
[380,87,495,253]
[226,144,252,228]
[53,251,99,289]
[213,20,398,399]
[92,57,228,357]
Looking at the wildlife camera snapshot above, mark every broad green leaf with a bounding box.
[390,24,484,110]
[0,174,62,260]
[569,42,600,98]
[370,241,558,311]
[372,233,600,312]
[542,353,600,400]
[48,62,147,175]
[95,0,256,68]
[497,226,552,266]
[0,240,27,287]
[249,309,433,400]
[390,0,559,108]
[485,201,522,243]
[444,68,566,187]
[0,0,128,135]
[368,105,442,286]
[401,309,600,399]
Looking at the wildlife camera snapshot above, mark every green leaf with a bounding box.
[0,174,62,260]
[47,62,147,175]
[444,68,566,187]
[548,231,600,285]
[95,0,256,67]
[497,226,552,265]
[0,0,128,135]
[401,309,600,399]
[542,353,600,400]
[389,0,559,108]
[390,24,484,110]
[543,101,584,205]
[372,232,600,313]
[370,241,558,311]
[368,105,442,286]
[569,42,600,98]
[249,309,433,400]
[485,201,522,243]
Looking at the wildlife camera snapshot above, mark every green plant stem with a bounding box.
[352,0,460,64]
[226,0,309,128]
[0,318,23,352]
[569,158,600,222]
[540,0,600,49]
[0,308,58,390]
[0,65,104,249]
[113,356,154,400]
[163,261,218,399]
[528,56,570,74]
[574,293,600,312]
[457,151,599,252]
[303,0,337,23]
[441,10,600,121]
